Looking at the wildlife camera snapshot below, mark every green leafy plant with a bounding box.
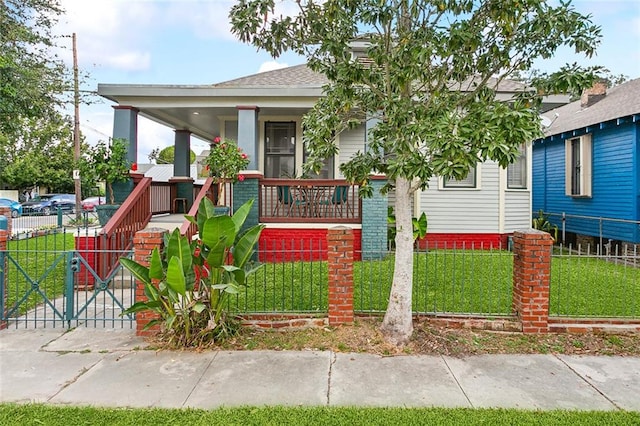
[204,137,250,206]
[387,206,428,247]
[532,210,558,241]
[120,197,264,347]
[86,138,131,204]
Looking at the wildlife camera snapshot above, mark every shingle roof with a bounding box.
[215,63,526,92]
[543,78,640,137]
[214,64,329,88]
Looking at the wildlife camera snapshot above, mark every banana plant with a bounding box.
[121,198,264,346]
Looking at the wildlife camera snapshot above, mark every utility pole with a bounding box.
[73,32,82,221]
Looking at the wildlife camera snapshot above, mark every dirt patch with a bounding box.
[207,317,640,357]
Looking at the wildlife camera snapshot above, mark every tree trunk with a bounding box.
[381,176,414,346]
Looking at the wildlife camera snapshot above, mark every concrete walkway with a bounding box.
[0,327,638,411]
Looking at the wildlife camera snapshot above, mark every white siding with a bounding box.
[419,161,500,233]
[504,190,531,232]
[337,126,365,178]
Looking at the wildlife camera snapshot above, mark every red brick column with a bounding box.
[327,227,354,325]
[512,229,553,333]
[132,228,166,336]
[0,207,11,236]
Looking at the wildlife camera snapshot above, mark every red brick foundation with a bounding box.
[327,227,354,326]
[512,229,553,333]
[132,228,167,336]
[259,228,362,262]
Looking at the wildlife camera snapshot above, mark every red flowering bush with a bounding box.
[205,137,250,205]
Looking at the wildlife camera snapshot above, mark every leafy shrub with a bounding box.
[121,198,264,347]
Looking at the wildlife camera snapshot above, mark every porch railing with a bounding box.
[259,179,361,223]
[96,177,152,279]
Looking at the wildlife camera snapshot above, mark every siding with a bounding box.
[504,190,531,232]
[337,126,365,178]
[533,123,638,241]
[420,162,500,233]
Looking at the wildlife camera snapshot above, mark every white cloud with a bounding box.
[57,0,157,72]
[258,60,288,73]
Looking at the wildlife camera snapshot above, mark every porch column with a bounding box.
[361,175,388,260]
[237,106,260,170]
[112,106,138,164]
[173,130,191,178]
[170,130,194,213]
[232,172,262,234]
[111,106,138,203]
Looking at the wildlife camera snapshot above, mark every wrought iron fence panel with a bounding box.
[228,238,328,313]
[356,243,514,316]
[550,244,639,318]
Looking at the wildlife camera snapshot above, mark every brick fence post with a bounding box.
[0,229,7,330]
[512,229,553,333]
[327,226,354,325]
[132,228,167,336]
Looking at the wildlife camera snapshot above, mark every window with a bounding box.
[565,134,592,197]
[303,151,334,179]
[507,144,527,189]
[265,122,296,178]
[443,166,477,188]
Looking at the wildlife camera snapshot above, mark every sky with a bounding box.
[53,0,640,163]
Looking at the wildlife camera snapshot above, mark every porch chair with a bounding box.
[323,185,350,217]
[273,185,306,216]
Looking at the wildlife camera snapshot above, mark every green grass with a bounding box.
[0,404,638,426]
[3,231,75,315]
[550,255,640,317]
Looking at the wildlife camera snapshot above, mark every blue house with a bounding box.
[533,78,640,245]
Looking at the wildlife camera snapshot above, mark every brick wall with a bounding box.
[417,233,506,249]
[132,228,167,336]
[259,228,362,262]
[361,176,388,259]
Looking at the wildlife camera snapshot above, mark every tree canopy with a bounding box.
[230,0,603,345]
[148,145,197,164]
[0,0,75,191]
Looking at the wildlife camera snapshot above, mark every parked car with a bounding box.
[21,194,76,216]
[0,198,22,218]
[81,196,106,212]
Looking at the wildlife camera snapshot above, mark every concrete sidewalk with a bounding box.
[1,327,639,411]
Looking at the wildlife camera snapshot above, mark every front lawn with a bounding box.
[0,404,637,426]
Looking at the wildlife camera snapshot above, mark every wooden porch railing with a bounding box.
[95,177,152,279]
[259,179,361,223]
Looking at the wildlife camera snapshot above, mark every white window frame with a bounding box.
[507,144,527,189]
[565,134,592,197]
[440,164,481,189]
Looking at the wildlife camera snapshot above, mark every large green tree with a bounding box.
[231,0,602,345]
[0,0,72,188]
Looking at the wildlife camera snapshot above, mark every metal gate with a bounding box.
[1,243,136,329]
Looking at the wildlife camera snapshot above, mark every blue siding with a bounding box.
[533,123,640,242]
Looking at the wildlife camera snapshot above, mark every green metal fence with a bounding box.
[1,229,135,328]
[550,244,640,318]
[356,244,514,316]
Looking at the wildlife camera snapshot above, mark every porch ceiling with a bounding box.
[97,82,323,142]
